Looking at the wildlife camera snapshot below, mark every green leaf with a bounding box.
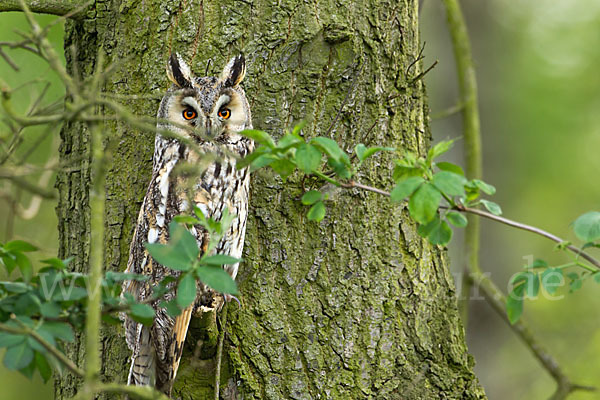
[277,132,303,150]
[173,215,200,225]
[506,284,525,324]
[40,258,69,270]
[310,137,346,163]
[249,154,278,172]
[145,222,198,272]
[417,217,441,238]
[160,299,182,318]
[408,183,441,224]
[390,177,424,203]
[129,303,156,326]
[240,129,276,148]
[328,158,352,179]
[531,259,549,269]
[269,159,296,181]
[428,220,453,245]
[201,254,242,266]
[480,199,502,216]
[196,266,238,295]
[572,211,600,242]
[427,140,455,160]
[295,143,322,174]
[291,121,306,137]
[40,302,62,319]
[355,144,395,163]
[1,254,17,274]
[236,146,270,169]
[15,253,33,282]
[301,190,322,205]
[0,282,30,293]
[593,272,600,284]
[177,273,197,309]
[40,321,74,342]
[436,162,464,176]
[35,351,52,382]
[0,332,26,348]
[446,211,468,228]
[567,272,582,293]
[510,271,539,298]
[307,201,326,222]
[472,179,496,195]
[541,268,563,295]
[170,221,199,259]
[3,341,34,370]
[432,171,467,197]
[393,165,422,181]
[4,240,37,253]
[355,144,367,161]
[145,243,192,271]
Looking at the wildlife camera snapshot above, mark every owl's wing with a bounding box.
[123,134,182,387]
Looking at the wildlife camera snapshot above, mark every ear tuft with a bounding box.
[221,55,246,87]
[167,53,193,88]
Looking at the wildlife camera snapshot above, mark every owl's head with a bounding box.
[157,53,252,142]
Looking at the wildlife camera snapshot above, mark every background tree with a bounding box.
[0,0,482,398]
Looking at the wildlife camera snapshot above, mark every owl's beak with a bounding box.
[205,120,213,138]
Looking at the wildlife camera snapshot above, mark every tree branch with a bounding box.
[440,0,483,324]
[468,270,596,399]
[0,0,83,16]
[455,205,600,270]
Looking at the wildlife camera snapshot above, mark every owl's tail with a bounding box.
[155,305,194,394]
[128,325,155,387]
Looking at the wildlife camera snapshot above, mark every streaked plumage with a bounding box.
[122,54,253,395]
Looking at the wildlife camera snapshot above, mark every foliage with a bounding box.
[241,128,500,246]
[0,206,239,382]
[239,126,600,325]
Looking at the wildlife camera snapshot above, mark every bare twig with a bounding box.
[214,303,229,400]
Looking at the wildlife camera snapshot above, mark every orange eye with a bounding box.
[218,107,231,119]
[182,108,197,120]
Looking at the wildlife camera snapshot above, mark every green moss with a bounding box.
[55,0,485,398]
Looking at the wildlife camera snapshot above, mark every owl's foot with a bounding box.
[223,294,241,307]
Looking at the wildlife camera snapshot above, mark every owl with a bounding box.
[122,53,253,395]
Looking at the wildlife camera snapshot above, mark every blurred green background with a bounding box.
[0,1,599,398]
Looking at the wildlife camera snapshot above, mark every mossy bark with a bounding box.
[55,0,486,398]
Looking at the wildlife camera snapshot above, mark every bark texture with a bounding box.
[55,0,486,398]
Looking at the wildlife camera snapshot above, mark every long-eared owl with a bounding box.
[122,54,253,394]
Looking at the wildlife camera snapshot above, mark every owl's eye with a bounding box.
[182,108,197,120]
[218,107,231,120]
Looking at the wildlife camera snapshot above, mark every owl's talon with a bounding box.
[223,294,241,307]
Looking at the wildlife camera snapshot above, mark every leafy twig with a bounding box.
[469,269,596,399]
[454,205,600,271]
[0,320,84,377]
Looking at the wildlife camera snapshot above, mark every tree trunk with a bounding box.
[55,0,486,398]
